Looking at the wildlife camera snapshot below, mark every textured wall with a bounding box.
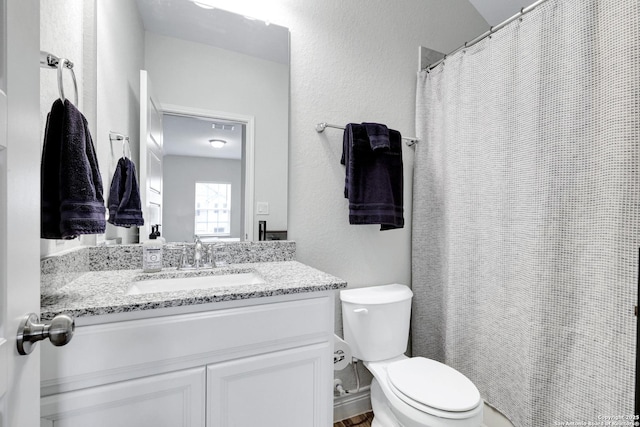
[220,0,488,391]
[279,0,486,286]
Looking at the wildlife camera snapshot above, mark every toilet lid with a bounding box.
[387,357,481,412]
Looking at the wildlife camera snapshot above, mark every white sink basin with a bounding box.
[127,271,266,295]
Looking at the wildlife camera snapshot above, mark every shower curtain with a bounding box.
[412,0,639,425]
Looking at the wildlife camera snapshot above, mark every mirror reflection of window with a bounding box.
[195,182,231,237]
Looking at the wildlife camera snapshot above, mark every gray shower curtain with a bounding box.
[412,0,639,425]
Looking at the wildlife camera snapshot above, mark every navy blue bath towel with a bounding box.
[41,99,106,239]
[108,157,144,227]
[341,123,404,230]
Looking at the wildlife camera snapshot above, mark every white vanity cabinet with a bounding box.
[40,292,335,427]
[40,367,206,427]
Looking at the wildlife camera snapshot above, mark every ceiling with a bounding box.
[468,0,539,26]
[135,0,538,63]
[135,0,289,65]
[163,114,244,160]
[135,0,289,160]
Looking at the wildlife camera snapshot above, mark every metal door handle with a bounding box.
[16,313,75,355]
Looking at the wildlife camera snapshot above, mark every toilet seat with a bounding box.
[386,357,481,414]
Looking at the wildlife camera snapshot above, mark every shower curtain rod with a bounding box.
[315,122,419,146]
[425,0,550,72]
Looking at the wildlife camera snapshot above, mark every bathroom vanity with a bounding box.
[39,242,345,427]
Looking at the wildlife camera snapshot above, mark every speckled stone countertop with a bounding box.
[41,241,347,321]
[41,261,347,320]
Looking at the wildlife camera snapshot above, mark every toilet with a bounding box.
[340,284,483,427]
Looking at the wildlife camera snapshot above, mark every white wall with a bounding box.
[96,0,145,245]
[251,0,487,286]
[144,33,289,238]
[163,155,242,242]
[39,0,89,257]
[207,0,487,392]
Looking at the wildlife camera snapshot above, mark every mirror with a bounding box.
[38,0,288,256]
[105,0,289,243]
[40,0,289,252]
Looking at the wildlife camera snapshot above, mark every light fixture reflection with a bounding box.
[190,0,215,10]
[209,139,227,148]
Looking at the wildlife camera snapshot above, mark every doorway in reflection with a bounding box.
[162,113,246,243]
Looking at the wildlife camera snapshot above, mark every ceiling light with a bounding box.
[209,139,227,148]
[190,0,215,10]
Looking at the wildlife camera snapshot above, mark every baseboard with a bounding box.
[333,386,372,422]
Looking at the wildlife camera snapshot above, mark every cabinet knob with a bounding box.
[16,313,75,355]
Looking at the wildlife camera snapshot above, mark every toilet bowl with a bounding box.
[340,284,483,427]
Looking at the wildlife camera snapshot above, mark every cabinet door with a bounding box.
[40,367,205,427]
[207,342,332,427]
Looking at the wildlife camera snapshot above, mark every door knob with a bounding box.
[16,313,75,355]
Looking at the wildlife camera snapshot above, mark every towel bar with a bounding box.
[316,122,419,146]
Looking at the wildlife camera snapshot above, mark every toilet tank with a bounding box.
[340,284,413,362]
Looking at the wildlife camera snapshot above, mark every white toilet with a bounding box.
[340,284,483,427]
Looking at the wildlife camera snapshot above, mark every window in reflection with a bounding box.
[195,182,232,237]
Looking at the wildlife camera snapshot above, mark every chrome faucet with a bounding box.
[176,236,216,270]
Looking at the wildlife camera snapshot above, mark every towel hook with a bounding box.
[109,132,131,159]
[56,58,78,106]
[122,137,131,159]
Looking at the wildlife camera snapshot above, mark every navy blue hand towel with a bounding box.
[41,99,106,239]
[108,157,144,227]
[341,123,404,230]
[362,122,390,151]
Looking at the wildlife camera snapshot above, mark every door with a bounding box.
[139,70,163,240]
[0,1,42,426]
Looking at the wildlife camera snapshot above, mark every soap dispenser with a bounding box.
[142,224,163,273]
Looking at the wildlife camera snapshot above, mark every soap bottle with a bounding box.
[142,225,163,273]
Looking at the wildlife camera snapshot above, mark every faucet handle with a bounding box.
[177,244,191,270]
[205,244,216,268]
[211,243,229,267]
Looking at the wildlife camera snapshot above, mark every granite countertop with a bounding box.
[41,261,347,320]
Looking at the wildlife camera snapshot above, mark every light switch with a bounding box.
[257,202,269,215]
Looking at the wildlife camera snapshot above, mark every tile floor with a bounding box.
[333,412,374,427]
